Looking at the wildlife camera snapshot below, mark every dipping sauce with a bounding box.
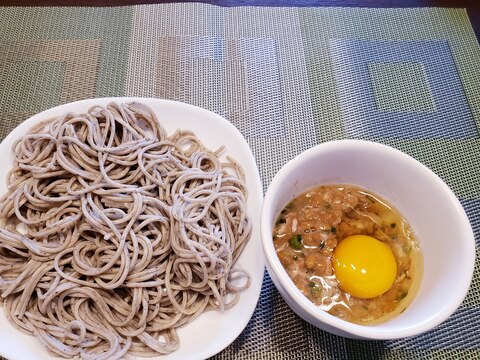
[273,185,422,325]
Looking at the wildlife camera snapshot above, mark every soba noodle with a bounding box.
[0,102,251,359]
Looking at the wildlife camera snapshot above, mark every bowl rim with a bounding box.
[260,139,476,339]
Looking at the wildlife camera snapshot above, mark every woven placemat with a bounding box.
[0,4,479,359]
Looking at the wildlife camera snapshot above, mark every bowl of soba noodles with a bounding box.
[261,139,475,339]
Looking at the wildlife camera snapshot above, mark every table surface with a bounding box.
[1,0,480,37]
[0,2,479,360]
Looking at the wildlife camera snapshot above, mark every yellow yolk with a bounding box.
[333,235,397,299]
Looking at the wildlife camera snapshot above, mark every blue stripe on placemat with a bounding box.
[387,307,480,350]
[329,39,478,139]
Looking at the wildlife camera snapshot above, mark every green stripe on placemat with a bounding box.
[0,4,479,360]
[0,7,132,101]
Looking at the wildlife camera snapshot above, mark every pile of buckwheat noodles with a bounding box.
[0,102,251,359]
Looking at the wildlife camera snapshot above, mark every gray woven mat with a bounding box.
[0,4,479,359]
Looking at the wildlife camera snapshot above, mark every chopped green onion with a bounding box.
[319,242,325,249]
[308,281,316,288]
[324,203,332,210]
[331,227,337,234]
[293,255,298,261]
[288,234,303,250]
[310,285,321,297]
[396,291,408,301]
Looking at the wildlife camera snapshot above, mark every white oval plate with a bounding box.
[0,98,264,360]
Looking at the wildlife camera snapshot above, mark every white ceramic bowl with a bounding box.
[260,139,476,339]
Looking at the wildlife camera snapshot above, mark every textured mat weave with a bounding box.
[0,4,479,359]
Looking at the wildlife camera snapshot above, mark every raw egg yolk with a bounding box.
[333,235,397,299]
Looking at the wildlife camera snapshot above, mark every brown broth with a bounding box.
[273,185,422,325]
